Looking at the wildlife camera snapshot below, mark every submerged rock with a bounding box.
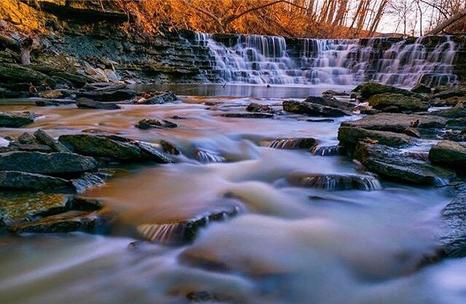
[287,173,382,191]
[135,118,178,129]
[0,171,73,192]
[76,98,121,110]
[0,111,35,128]
[283,100,349,117]
[195,148,225,163]
[429,141,466,173]
[368,93,428,113]
[354,143,455,185]
[160,140,181,155]
[268,137,317,150]
[0,151,97,175]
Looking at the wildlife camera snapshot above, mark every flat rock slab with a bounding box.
[267,137,317,149]
[354,143,455,185]
[342,113,447,133]
[0,192,72,226]
[441,187,466,258]
[0,151,97,175]
[76,98,121,110]
[368,93,428,113]
[338,126,412,148]
[287,173,382,191]
[77,89,136,102]
[283,100,350,117]
[429,141,466,172]
[0,111,35,127]
[0,171,73,192]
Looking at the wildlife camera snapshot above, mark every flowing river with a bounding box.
[0,84,465,304]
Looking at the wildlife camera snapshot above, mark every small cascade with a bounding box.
[194,33,460,88]
[269,137,317,150]
[287,173,382,191]
[195,148,225,163]
[311,145,342,156]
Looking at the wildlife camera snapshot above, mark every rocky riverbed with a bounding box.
[0,78,466,303]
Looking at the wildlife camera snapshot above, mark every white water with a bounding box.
[196,33,459,88]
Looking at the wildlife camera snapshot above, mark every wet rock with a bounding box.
[195,149,225,163]
[220,112,274,119]
[135,118,177,129]
[8,143,53,153]
[0,192,72,226]
[8,210,112,234]
[0,171,73,192]
[135,91,177,104]
[76,98,121,110]
[403,127,421,138]
[368,93,428,113]
[283,100,349,117]
[353,82,415,100]
[136,204,240,244]
[433,87,466,99]
[71,172,108,193]
[59,134,145,161]
[338,126,411,149]
[0,111,35,127]
[441,187,466,257]
[429,141,466,173]
[430,96,464,107]
[0,151,97,175]
[35,99,75,107]
[134,141,175,164]
[17,132,36,144]
[268,137,317,149]
[411,84,432,94]
[304,95,356,112]
[354,143,455,185]
[287,173,382,191]
[39,90,64,99]
[311,145,342,156]
[431,103,466,119]
[341,113,446,133]
[33,129,71,153]
[246,102,274,113]
[0,63,55,87]
[77,89,136,102]
[160,140,180,155]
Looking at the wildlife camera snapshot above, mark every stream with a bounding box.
[0,85,465,304]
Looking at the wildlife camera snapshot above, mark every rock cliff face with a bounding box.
[0,1,465,85]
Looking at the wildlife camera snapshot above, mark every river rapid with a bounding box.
[0,85,465,304]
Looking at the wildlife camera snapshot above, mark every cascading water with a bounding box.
[195,33,460,88]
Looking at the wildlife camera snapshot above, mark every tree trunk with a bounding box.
[427,8,466,35]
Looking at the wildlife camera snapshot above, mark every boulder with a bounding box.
[368,93,428,113]
[33,129,71,153]
[0,171,73,192]
[341,113,447,133]
[135,118,177,129]
[76,98,121,110]
[429,141,466,173]
[0,111,35,127]
[59,134,145,161]
[283,100,349,117]
[59,134,172,163]
[0,151,97,175]
[411,84,432,94]
[353,82,415,100]
[304,95,356,112]
[338,126,411,149]
[354,143,455,185]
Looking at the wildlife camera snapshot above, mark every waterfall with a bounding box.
[194,33,459,88]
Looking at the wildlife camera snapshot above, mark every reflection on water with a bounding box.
[1,85,465,304]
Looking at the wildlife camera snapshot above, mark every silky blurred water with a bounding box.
[0,85,464,304]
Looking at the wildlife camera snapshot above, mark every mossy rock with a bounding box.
[429,141,466,173]
[368,93,428,112]
[0,63,55,87]
[353,82,414,100]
